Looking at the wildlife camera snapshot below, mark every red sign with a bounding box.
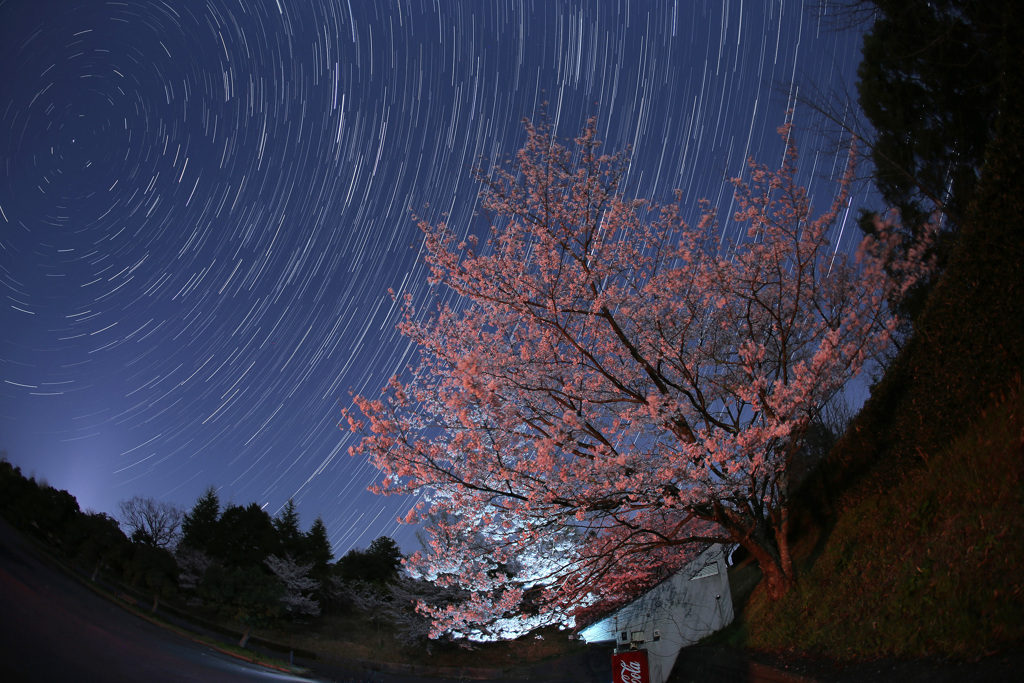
[612,649,650,683]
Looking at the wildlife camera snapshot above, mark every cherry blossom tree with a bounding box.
[265,554,321,619]
[346,116,933,638]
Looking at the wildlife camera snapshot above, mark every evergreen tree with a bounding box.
[334,536,403,585]
[213,502,279,568]
[303,516,334,571]
[180,486,220,553]
[855,0,1009,314]
[273,499,303,558]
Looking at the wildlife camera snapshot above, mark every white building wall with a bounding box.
[578,544,734,683]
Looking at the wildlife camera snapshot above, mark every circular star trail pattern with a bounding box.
[1,0,866,554]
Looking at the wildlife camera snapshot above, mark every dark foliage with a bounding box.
[0,457,81,548]
[334,535,404,586]
[304,516,334,568]
[273,499,304,558]
[200,564,285,644]
[124,542,179,610]
[856,0,1012,315]
[212,502,280,568]
[180,486,221,554]
[63,511,131,579]
[797,5,1024,529]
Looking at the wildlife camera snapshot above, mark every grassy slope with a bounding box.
[744,385,1023,658]
[726,12,1024,661]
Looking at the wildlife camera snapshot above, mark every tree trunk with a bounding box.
[776,508,795,590]
[151,594,160,612]
[239,626,251,649]
[739,536,795,600]
[713,502,796,600]
[760,559,795,601]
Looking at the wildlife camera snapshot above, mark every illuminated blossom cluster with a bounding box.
[346,117,935,637]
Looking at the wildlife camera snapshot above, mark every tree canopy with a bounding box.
[334,535,404,585]
[117,495,184,549]
[347,117,933,638]
[273,499,304,557]
[180,486,220,552]
[211,502,280,568]
[854,0,1008,312]
[304,516,334,571]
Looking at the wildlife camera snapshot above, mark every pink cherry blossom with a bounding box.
[346,116,935,637]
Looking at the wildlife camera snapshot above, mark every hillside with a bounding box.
[705,8,1024,670]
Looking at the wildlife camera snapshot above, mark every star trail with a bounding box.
[1,0,867,555]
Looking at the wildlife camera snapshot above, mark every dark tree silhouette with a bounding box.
[273,499,304,558]
[334,536,403,586]
[124,542,179,611]
[303,516,334,571]
[117,496,184,550]
[180,486,221,553]
[64,511,130,580]
[213,502,279,568]
[200,565,284,647]
[855,0,1009,314]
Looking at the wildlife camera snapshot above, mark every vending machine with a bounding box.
[612,648,650,683]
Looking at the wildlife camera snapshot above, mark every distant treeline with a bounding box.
[0,458,455,647]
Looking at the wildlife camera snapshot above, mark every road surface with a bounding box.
[0,516,317,682]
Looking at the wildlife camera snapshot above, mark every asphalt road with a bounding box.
[0,517,317,683]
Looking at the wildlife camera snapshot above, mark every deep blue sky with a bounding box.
[1,0,867,557]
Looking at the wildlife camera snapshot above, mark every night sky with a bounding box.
[1,0,867,556]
